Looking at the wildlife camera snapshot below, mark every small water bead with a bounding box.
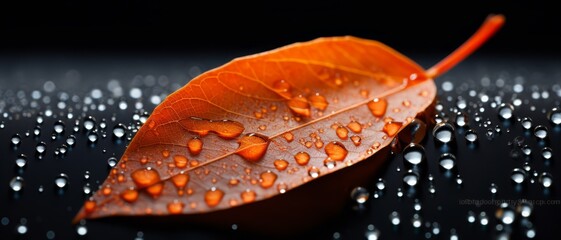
[375,178,386,191]
[54,173,69,188]
[479,211,489,226]
[533,125,548,139]
[464,129,478,143]
[539,172,553,188]
[235,133,270,162]
[456,175,463,185]
[15,154,27,168]
[495,202,516,225]
[517,201,534,218]
[131,168,161,188]
[367,98,388,117]
[413,199,422,211]
[107,157,118,168]
[36,141,47,154]
[83,183,92,195]
[389,211,400,225]
[287,96,311,117]
[364,225,380,240]
[76,224,88,236]
[112,123,126,138]
[33,126,41,136]
[511,168,527,184]
[294,152,310,165]
[53,120,65,134]
[259,171,277,189]
[411,213,422,228]
[521,117,533,130]
[498,103,514,120]
[467,211,476,223]
[308,167,320,178]
[10,176,24,191]
[308,94,328,111]
[521,145,532,156]
[83,116,96,131]
[324,141,348,161]
[204,187,225,207]
[438,153,456,170]
[547,107,561,125]
[187,137,203,155]
[403,170,419,187]
[16,222,28,235]
[541,147,553,159]
[455,112,469,127]
[432,122,455,144]
[11,133,22,145]
[87,131,99,143]
[335,126,348,140]
[84,171,90,180]
[490,183,498,194]
[350,186,369,204]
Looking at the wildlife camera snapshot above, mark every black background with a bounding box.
[1,1,560,55]
[1,1,561,240]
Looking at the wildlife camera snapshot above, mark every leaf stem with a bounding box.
[425,14,505,79]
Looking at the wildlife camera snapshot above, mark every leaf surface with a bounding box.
[74,15,504,222]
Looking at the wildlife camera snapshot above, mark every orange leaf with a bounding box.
[74,15,504,224]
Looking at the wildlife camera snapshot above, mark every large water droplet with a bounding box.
[10,176,24,192]
[547,107,561,125]
[325,141,348,161]
[204,187,224,207]
[541,147,553,159]
[367,98,388,117]
[539,172,553,188]
[498,103,514,120]
[294,152,310,165]
[403,143,425,165]
[236,133,270,162]
[335,126,348,140]
[15,154,27,168]
[433,122,455,144]
[131,168,161,188]
[439,153,456,170]
[259,171,277,189]
[511,168,527,184]
[350,186,369,204]
[287,96,311,117]
[112,123,126,138]
[54,173,69,188]
[403,170,419,187]
[180,117,245,139]
[495,202,516,225]
[107,157,118,168]
[533,125,548,139]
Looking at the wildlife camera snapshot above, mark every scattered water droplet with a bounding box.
[547,107,561,125]
[335,126,348,140]
[11,133,22,145]
[517,201,534,218]
[495,202,516,225]
[411,213,422,228]
[375,178,386,191]
[54,173,69,188]
[350,186,369,204]
[107,157,118,168]
[53,120,65,134]
[533,125,548,139]
[464,129,478,143]
[294,152,310,165]
[167,200,185,214]
[187,137,203,155]
[15,154,27,168]
[403,143,425,165]
[347,121,362,133]
[325,141,348,161]
[541,147,553,159]
[287,96,311,117]
[398,118,427,144]
[490,183,498,194]
[131,167,161,188]
[120,187,139,203]
[511,168,527,184]
[36,141,47,154]
[112,123,126,138]
[455,112,469,127]
[479,211,489,225]
[498,103,514,120]
[389,211,400,225]
[539,172,553,188]
[521,145,532,156]
[432,122,455,144]
[83,116,96,131]
[83,183,92,195]
[403,170,419,187]
[439,153,456,170]
[467,211,476,223]
[364,225,380,240]
[308,167,320,178]
[308,93,328,111]
[76,224,88,236]
[367,98,387,117]
[87,131,99,143]
[236,133,270,162]
[10,176,24,192]
[383,121,403,137]
[66,135,76,146]
[259,171,277,189]
[204,187,224,207]
[521,117,533,130]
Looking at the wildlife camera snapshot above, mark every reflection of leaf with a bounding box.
[74,15,504,222]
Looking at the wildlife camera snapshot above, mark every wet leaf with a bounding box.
[74,15,504,222]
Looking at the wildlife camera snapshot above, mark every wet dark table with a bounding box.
[1,53,560,239]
